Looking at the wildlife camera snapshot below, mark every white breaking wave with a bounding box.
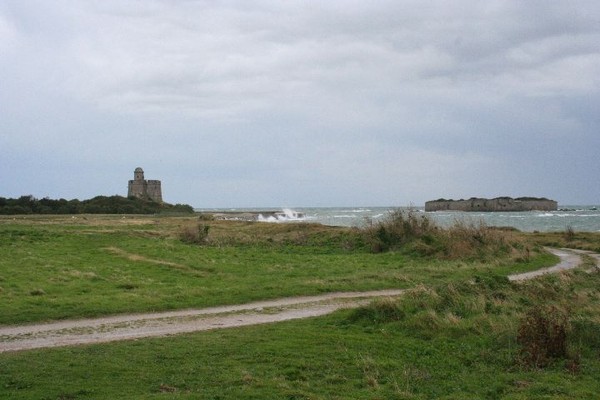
[258,208,306,223]
[537,213,573,218]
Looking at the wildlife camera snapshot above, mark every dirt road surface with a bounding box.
[0,290,405,353]
[507,247,584,281]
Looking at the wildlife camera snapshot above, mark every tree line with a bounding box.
[0,195,194,215]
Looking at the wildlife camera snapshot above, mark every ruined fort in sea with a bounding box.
[425,197,557,212]
[127,167,162,203]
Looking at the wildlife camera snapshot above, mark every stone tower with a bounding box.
[127,167,163,203]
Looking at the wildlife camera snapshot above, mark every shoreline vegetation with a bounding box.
[0,195,194,215]
[1,210,599,398]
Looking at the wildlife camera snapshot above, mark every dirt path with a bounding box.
[1,248,594,353]
[507,247,586,281]
[0,289,405,353]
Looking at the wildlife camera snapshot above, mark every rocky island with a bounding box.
[425,197,558,212]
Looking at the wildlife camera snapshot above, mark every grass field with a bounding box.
[0,214,552,325]
[1,214,599,399]
[2,264,600,399]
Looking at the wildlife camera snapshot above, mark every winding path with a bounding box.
[1,248,596,353]
[507,247,588,281]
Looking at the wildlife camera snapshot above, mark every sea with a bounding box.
[196,206,600,232]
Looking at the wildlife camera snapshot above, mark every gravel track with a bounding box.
[0,290,404,353]
[507,247,584,281]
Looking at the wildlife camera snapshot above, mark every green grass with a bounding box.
[1,215,599,399]
[1,267,600,399]
[0,215,554,325]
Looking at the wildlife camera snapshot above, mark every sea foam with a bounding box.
[258,208,306,223]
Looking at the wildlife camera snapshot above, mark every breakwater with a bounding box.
[425,197,558,212]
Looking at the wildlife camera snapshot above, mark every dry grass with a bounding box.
[517,305,570,368]
[350,265,600,376]
[361,209,530,260]
[178,222,211,244]
[526,230,600,253]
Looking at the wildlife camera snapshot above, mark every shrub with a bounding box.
[197,213,215,221]
[362,209,437,253]
[564,225,575,242]
[517,305,570,368]
[361,209,525,260]
[0,195,195,215]
[179,223,210,245]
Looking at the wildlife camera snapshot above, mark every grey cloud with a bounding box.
[25,1,592,120]
[1,1,599,205]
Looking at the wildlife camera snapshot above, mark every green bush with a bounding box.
[0,195,194,215]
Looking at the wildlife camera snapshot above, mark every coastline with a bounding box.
[195,206,600,232]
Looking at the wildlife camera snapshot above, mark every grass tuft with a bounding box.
[178,222,210,244]
[361,209,529,260]
[516,305,570,369]
[348,297,405,324]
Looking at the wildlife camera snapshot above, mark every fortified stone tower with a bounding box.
[127,167,163,203]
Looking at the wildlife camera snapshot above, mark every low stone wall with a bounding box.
[425,197,557,212]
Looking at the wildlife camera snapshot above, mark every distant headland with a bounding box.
[0,168,191,215]
[425,197,558,212]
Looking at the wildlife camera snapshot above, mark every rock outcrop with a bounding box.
[425,197,557,212]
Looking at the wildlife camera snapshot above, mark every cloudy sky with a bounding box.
[1,1,599,207]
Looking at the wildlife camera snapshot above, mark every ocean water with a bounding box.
[197,206,600,232]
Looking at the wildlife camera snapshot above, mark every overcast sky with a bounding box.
[1,1,599,207]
